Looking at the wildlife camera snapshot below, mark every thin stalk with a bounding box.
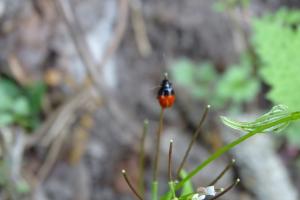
[176,105,210,178]
[152,181,158,200]
[138,119,148,197]
[174,112,300,191]
[168,182,176,199]
[152,108,165,200]
[168,140,173,182]
[207,159,235,186]
[210,178,240,200]
[168,140,176,199]
[122,169,144,200]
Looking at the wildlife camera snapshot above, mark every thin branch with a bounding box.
[168,139,174,182]
[26,88,94,147]
[99,0,129,68]
[168,139,177,199]
[129,0,152,57]
[208,159,235,186]
[37,130,68,182]
[53,0,98,84]
[176,105,210,178]
[53,0,129,91]
[210,178,240,200]
[122,169,144,200]
[138,119,148,197]
[153,108,164,181]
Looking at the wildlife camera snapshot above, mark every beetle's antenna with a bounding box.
[164,72,168,79]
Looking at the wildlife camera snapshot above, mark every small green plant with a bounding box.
[121,76,300,200]
[0,77,45,198]
[170,56,260,112]
[212,0,250,12]
[0,77,45,130]
[252,8,300,144]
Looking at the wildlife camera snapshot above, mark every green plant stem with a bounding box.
[168,140,177,199]
[152,181,158,200]
[168,181,176,199]
[168,140,173,182]
[176,105,210,178]
[138,120,148,197]
[174,111,300,191]
[152,108,164,200]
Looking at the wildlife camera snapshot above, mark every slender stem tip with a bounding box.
[236,178,240,183]
[216,188,224,192]
[122,168,144,200]
[144,119,149,125]
[231,159,236,163]
[207,104,211,109]
[170,139,174,143]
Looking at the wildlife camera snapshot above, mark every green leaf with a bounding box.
[0,79,21,111]
[26,81,46,115]
[195,63,218,83]
[179,170,194,196]
[0,78,45,130]
[0,113,14,127]
[172,108,300,194]
[16,179,30,194]
[171,59,196,86]
[13,97,30,116]
[221,105,291,133]
[285,122,300,145]
[212,2,226,12]
[0,79,21,97]
[252,9,300,144]
[0,92,14,112]
[253,8,300,112]
[216,60,259,105]
[171,55,259,110]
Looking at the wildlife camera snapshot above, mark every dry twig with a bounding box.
[129,0,152,57]
[53,0,129,91]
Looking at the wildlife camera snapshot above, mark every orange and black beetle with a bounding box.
[157,74,175,109]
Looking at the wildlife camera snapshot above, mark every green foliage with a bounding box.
[216,56,259,106]
[213,0,250,12]
[160,105,300,200]
[252,8,300,144]
[221,105,290,133]
[0,77,41,197]
[171,59,217,101]
[179,170,194,196]
[133,105,300,200]
[0,160,30,197]
[171,56,260,112]
[159,106,294,200]
[0,78,45,130]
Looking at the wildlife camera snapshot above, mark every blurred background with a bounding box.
[0,0,300,199]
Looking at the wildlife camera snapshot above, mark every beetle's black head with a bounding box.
[158,77,175,97]
[161,78,172,88]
